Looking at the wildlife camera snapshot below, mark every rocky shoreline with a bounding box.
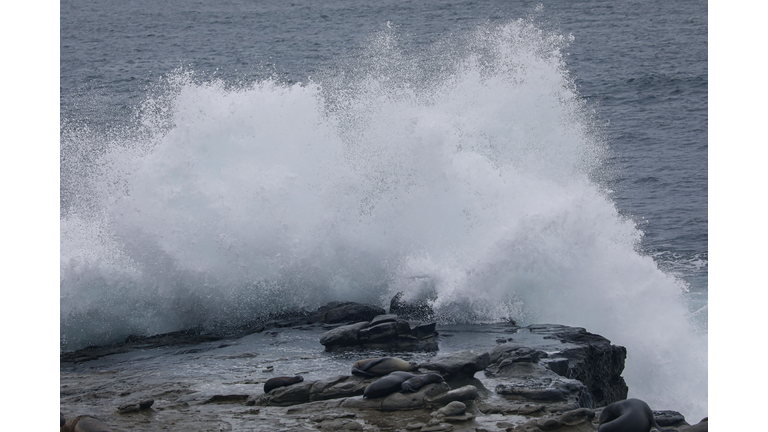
[61,301,707,431]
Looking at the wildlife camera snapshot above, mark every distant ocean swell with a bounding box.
[60,21,706,420]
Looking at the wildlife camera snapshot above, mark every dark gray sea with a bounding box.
[60,0,707,419]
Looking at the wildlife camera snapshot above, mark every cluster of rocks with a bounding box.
[319,314,438,351]
[60,300,708,431]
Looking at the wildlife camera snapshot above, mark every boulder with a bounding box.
[310,375,371,401]
[320,316,438,351]
[258,375,375,406]
[492,361,593,408]
[312,302,387,324]
[421,350,490,379]
[358,322,398,342]
[319,322,368,347]
[510,408,597,432]
[653,410,689,427]
[528,324,628,407]
[485,324,628,408]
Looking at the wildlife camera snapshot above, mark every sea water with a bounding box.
[60,0,707,421]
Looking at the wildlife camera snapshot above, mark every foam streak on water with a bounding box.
[60,21,706,420]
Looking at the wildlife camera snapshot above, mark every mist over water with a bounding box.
[61,21,706,420]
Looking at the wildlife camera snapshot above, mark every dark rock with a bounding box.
[653,410,688,427]
[528,324,628,407]
[396,320,413,336]
[319,322,368,347]
[389,291,435,320]
[412,322,437,339]
[491,360,593,408]
[485,324,627,408]
[358,322,398,342]
[487,344,548,377]
[314,302,386,324]
[320,317,438,351]
[508,407,597,432]
[260,375,378,406]
[559,408,595,425]
[367,314,398,327]
[421,350,490,379]
[309,375,371,401]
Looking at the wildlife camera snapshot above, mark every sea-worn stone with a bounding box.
[527,324,628,407]
[653,409,688,427]
[432,401,466,418]
[367,314,398,327]
[320,317,438,351]
[421,350,490,379]
[340,395,383,410]
[396,320,413,336]
[312,302,387,324]
[509,407,597,432]
[309,412,357,422]
[310,375,371,401]
[319,322,368,347]
[494,363,592,408]
[558,408,595,425]
[488,344,546,368]
[379,390,425,411]
[379,381,451,410]
[412,322,437,339]
[358,322,398,342]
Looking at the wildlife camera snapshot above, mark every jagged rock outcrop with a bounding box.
[485,324,628,408]
[528,324,628,407]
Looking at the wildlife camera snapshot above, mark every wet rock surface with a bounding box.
[319,313,439,351]
[60,311,701,432]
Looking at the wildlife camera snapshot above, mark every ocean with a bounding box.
[60,0,707,421]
